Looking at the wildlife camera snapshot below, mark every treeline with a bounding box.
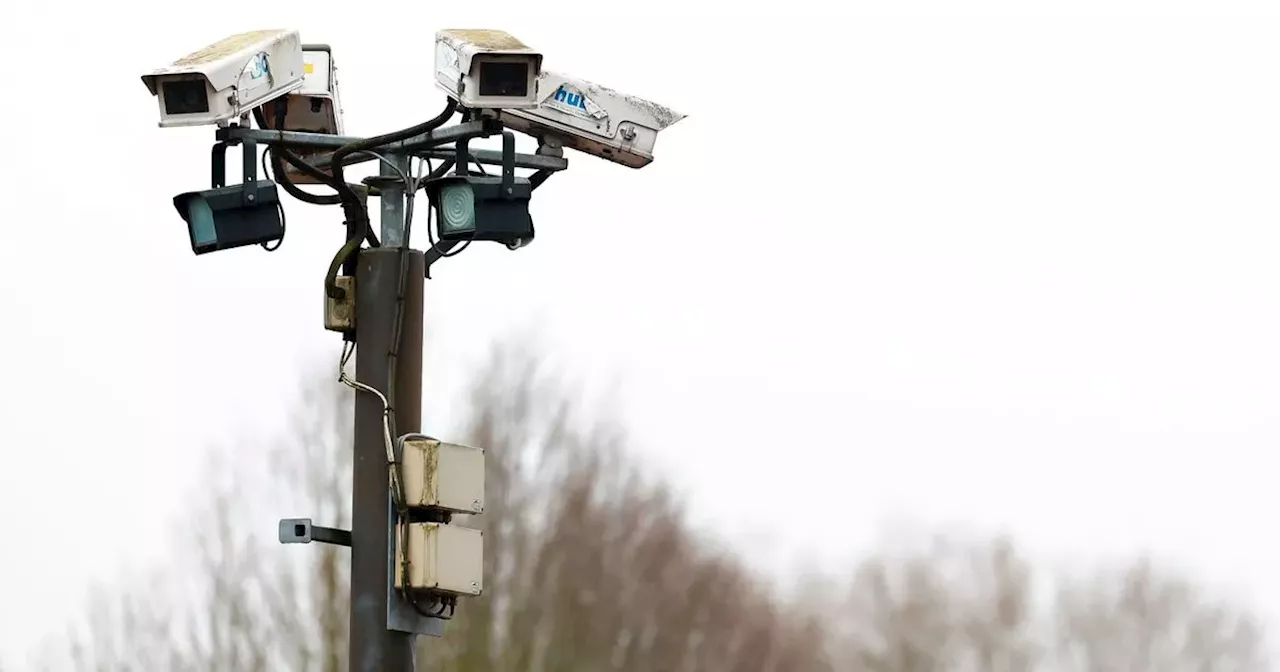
[34,344,1268,671]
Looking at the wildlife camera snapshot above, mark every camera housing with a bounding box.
[433,29,542,110]
[279,44,344,135]
[500,71,686,168]
[276,44,346,185]
[142,29,306,128]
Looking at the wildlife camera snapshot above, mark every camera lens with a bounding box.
[478,62,529,98]
[162,80,210,115]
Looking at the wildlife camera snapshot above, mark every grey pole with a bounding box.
[350,152,425,671]
[380,155,412,246]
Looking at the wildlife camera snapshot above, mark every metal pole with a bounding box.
[350,152,425,671]
[380,155,412,247]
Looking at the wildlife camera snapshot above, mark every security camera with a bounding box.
[278,45,344,135]
[499,71,686,169]
[434,29,542,110]
[275,45,345,185]
[141,29,306,128]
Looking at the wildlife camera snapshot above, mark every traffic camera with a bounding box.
[275,44,346,185]
[434,29,543,110]
[141,29,306,128]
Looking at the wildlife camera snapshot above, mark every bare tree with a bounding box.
[33,342,1271,672]
[1054,557,1268,672]
[42,375,354,672]
[39,342,829,671]
[418,342,831,672]
[827,530,1269,672]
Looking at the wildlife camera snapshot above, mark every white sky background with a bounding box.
[3,0,1280,665]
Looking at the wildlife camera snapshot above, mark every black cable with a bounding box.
[410,156,456,255]
[252,106,343,206]
[330,99,458,200]
[375,103,461,616]
[415,157,456,191]
[325,99,458,300]
[253,105,384,251]
[249,105,384,294]
[261,201,285,251]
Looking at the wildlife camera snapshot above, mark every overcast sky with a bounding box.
[4,0,1280,666]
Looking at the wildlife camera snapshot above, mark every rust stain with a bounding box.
[421,440,439,506]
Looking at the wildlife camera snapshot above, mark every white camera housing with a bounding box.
[283,45,344,135]
[278,45,345,185]
[500,71,686,168]
[141,29,305,128]
[434,29,542,110]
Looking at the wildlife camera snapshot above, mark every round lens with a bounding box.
[441,183,475,232]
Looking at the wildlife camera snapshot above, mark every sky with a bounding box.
[4,0,1280,666]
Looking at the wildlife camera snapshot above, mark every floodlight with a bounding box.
[424,130,535,249]
[173,181,284,255]
[425,174,533,248]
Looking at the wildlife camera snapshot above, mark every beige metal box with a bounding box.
[394,522,483,596]
[401,438,485,514]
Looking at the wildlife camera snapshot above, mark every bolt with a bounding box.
[247,193,255,201]
[472,499,483,512]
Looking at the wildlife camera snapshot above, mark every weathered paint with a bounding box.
[438,29,529,51]
[173,30,285,67]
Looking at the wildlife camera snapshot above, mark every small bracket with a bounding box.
[500,131,516,197]
[211,142,229,188]
[241,134,259,206]
[278,518,352,547]
[455,136,471,176]
[209,125,260,207]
